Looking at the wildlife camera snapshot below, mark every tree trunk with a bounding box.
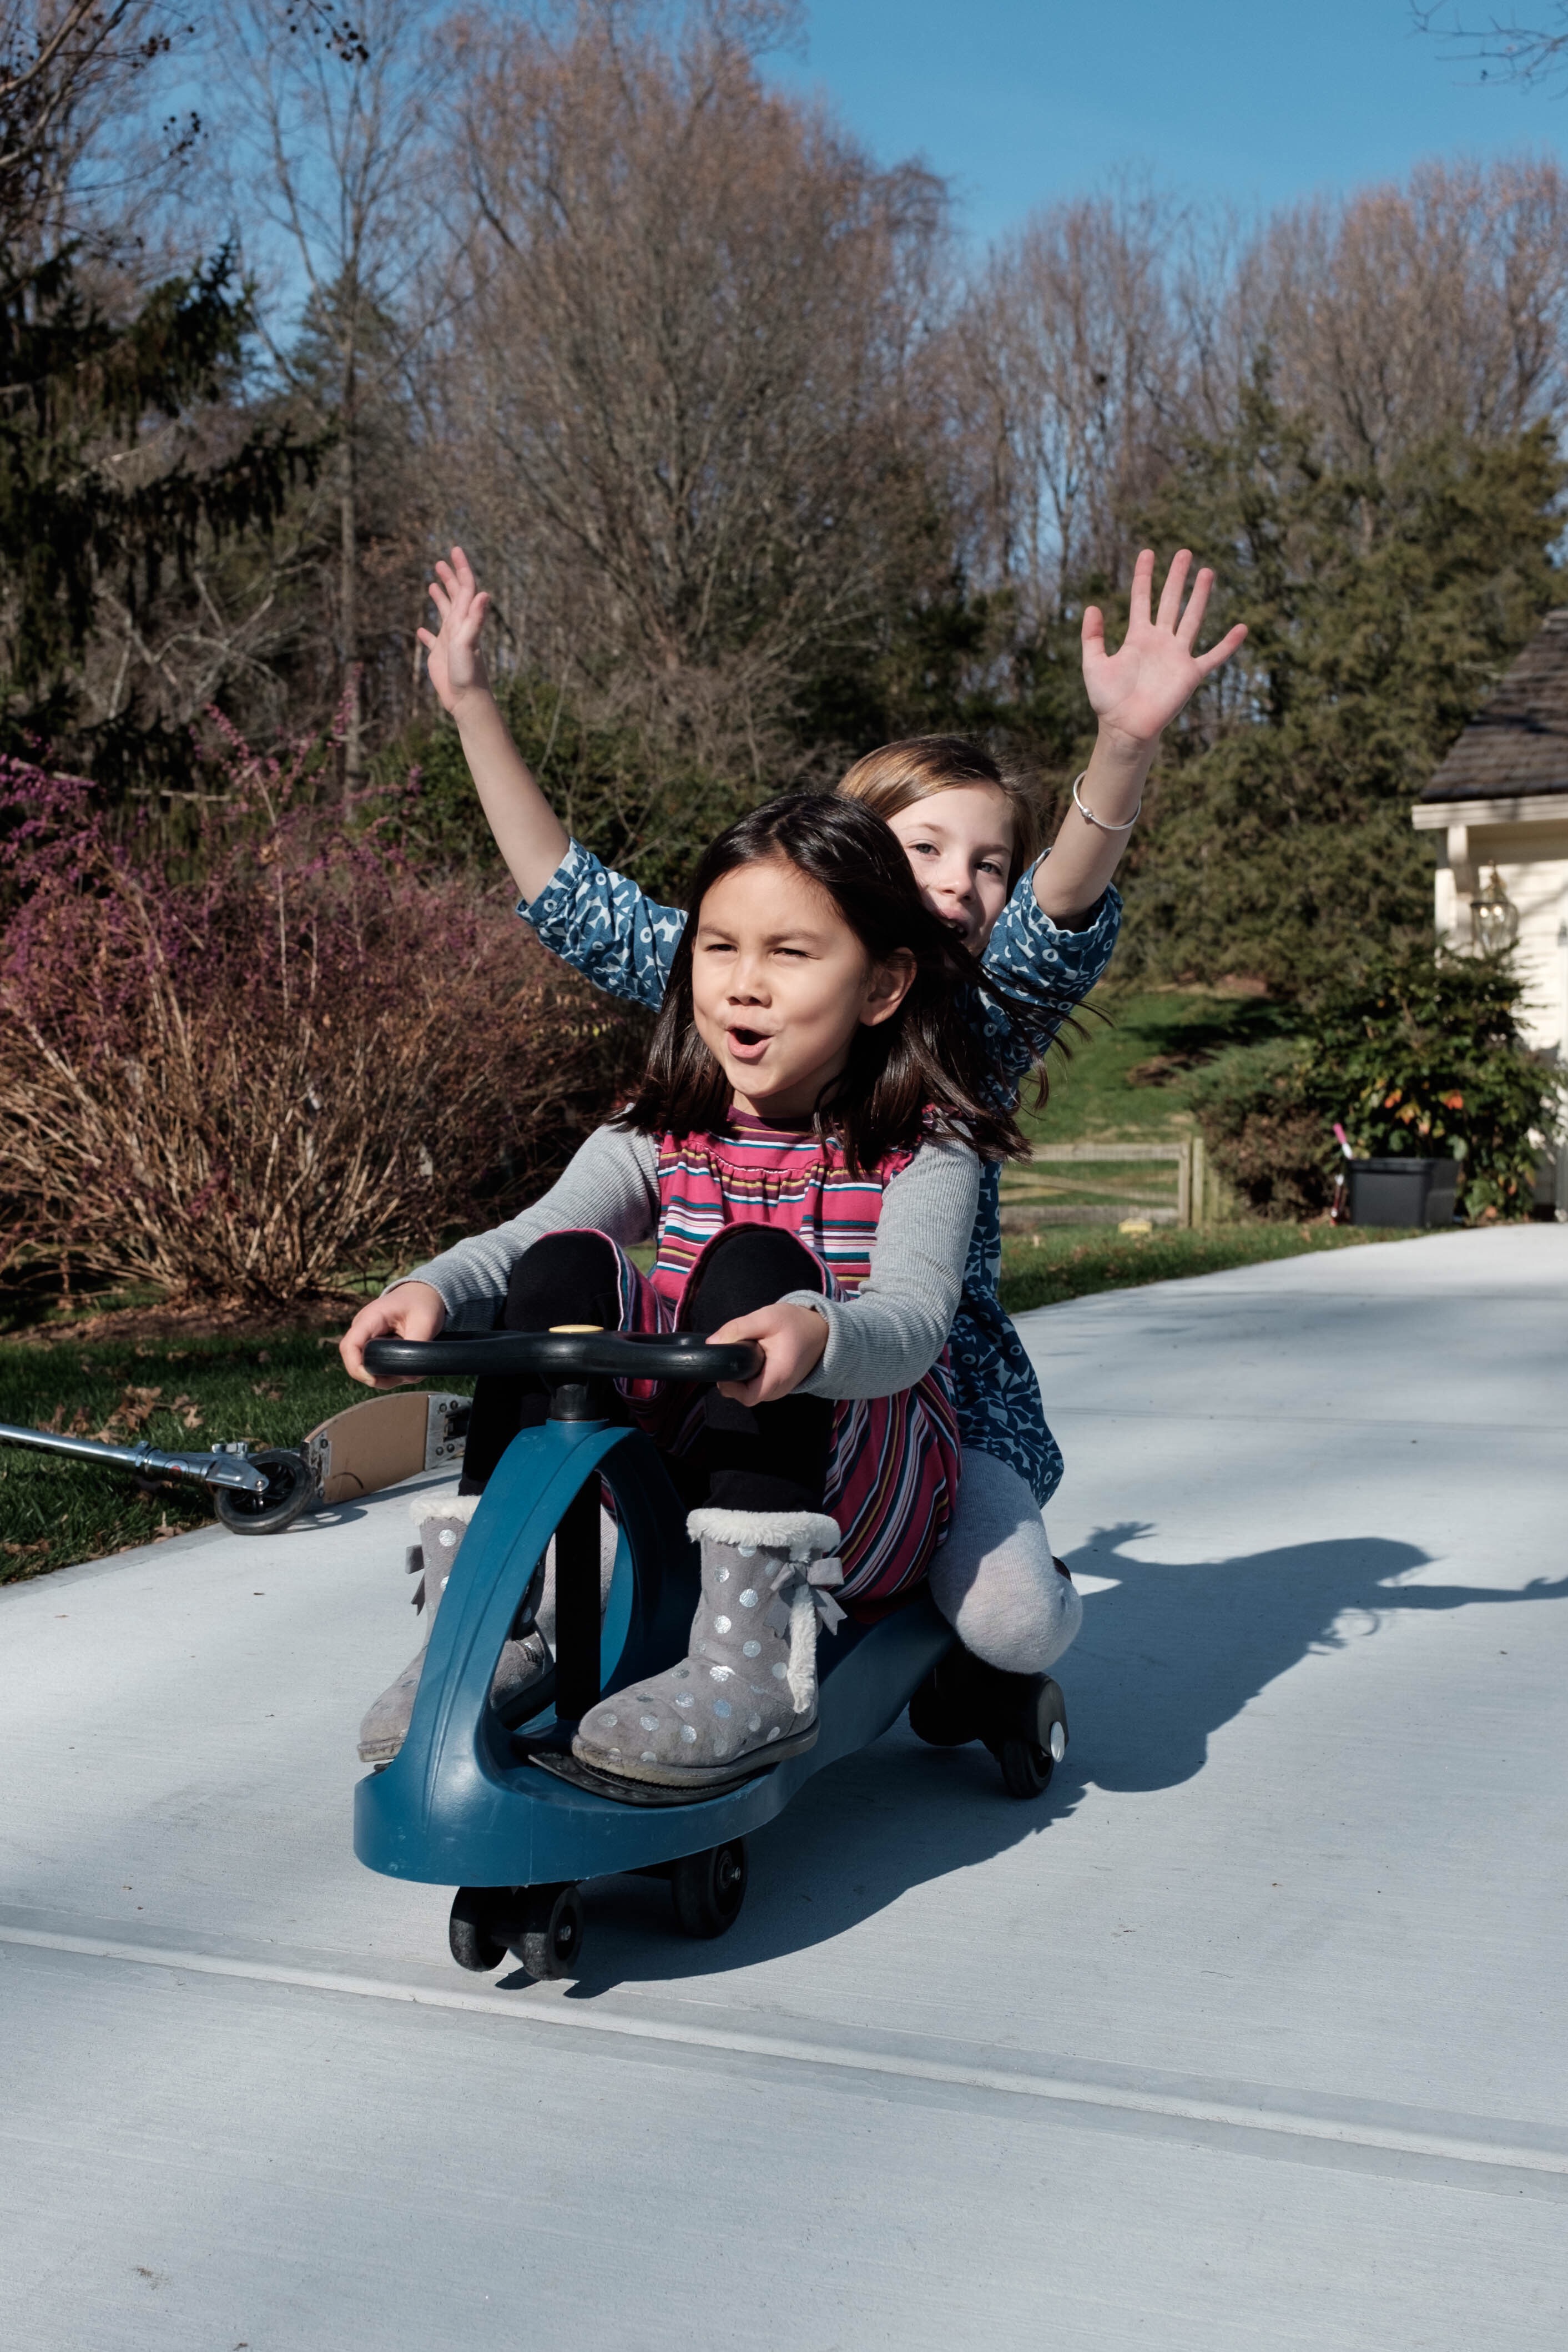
[339,333,362,788]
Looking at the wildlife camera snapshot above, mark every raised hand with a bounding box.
[417,545,492,714]
[1082,547,1247,751]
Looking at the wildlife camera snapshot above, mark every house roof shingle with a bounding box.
[1420,607,1568,803]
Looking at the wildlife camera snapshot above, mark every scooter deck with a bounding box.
[303,1391,467,1505]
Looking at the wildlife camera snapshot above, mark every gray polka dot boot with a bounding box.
[571,1508,845,1791]
[356,1493,622,1765]
[356,1495,550,1765]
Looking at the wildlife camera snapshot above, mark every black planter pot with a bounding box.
[1347,1156,1459,1229]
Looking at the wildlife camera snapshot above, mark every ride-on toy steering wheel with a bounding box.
[356,1328,1068,1980]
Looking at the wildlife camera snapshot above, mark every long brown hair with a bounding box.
[617,795,1072,1171]
[838,736,1045,889]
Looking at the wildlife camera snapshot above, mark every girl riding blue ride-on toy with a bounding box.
[342,546,1248,1974]
[341,795,1078,1973]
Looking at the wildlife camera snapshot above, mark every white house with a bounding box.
[1413,607,1568,1061]
[1413,610,1568,1214]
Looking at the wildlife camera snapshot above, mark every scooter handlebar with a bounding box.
[362,1331,765,1387]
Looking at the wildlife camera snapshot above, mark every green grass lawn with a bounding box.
[995,1219,1424,1316]
[1023,984,1289,1147]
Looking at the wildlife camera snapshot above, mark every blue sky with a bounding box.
[769,1,1565,245]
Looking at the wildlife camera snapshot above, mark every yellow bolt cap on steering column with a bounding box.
[548,1324,604,1332]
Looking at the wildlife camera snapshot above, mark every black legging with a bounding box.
[458,1226,833,1515]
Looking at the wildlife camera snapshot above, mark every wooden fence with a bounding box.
[998,1137,1214,1232]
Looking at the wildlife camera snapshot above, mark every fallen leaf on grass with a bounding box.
[94,1384,164,1442]
[251,1382,284,1402]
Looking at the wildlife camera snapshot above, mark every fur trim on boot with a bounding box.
[684,1506,841,1558]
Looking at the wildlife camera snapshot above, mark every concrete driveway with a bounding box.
[3,1225,1565,2349]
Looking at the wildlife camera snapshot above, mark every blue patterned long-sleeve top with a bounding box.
[522,842,1120,1505]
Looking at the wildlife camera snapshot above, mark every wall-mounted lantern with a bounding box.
[1471,866,1520,956]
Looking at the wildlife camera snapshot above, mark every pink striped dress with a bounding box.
[604,1112,961,1612]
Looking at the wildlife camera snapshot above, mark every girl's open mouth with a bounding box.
[725,1026,770,1060]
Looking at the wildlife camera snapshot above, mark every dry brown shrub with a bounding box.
[0,757,646,1305]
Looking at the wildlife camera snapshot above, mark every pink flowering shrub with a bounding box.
[0,735,646,1305]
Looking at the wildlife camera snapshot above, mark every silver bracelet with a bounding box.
[1072,769,1142,833]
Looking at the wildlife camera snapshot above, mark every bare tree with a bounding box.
[1234,158,1568,471]
[204,0,447,778]
[0,1,212,255]
[1413,3,1568,86]
[944,148,1568,667]
[432,3,947,783]
[1,1,145,231]
[950,188,1184,624]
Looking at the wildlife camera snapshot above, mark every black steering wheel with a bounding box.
[362,1331,764,1386]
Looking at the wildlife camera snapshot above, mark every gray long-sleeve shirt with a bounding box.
[397,1123,980,1401]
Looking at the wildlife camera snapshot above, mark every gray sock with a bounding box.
[928,1448,1082,1674]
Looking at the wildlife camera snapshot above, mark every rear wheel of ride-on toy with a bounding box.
[511,1882,584,1979]
[908,1659,978,1747]
[670,1840,748,1939]
[213,1448,314,1535]
[449,1886,508,1973]
[990,1676,1068,1802]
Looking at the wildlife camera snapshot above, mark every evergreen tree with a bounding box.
[1108,381,1564,995]
[0,245,313,790]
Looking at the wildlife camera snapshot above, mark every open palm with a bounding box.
[1082,548,1247,747]
[417,545,492,714]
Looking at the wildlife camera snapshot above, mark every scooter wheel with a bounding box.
[512,1882,584,1980]
[670,1840,748,1939]
[449,1887,508,1973]
[213,1449,314,1535]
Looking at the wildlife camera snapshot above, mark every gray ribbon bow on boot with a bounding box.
[765,1554,845,1714]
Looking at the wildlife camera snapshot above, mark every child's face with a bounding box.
[884,784,1015,954]
[690,858,914,1121]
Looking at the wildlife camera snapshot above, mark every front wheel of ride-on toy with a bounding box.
[670,1840,748,1939]
[990,1676,1068,1802]
[510,1883,584,1980]
[213,1449,314,1536]
[449,1886,508,1973]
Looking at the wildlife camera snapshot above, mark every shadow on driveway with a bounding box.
[1065,1523,1568,1794]
[552,1530,1568,1993]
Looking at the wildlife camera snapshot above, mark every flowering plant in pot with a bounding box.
[1189,944,1562,1222]
[1306,944,1562,1222]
